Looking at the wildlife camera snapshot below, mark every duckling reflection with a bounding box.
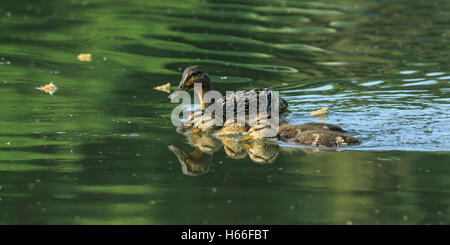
[169,131,283,176]
[186,132,221,154]
[168,145,212,176]
[216,124,280,163]
[241,141,280,164]
[216,135,247,159]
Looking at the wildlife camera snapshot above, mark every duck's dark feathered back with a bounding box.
[216,87,288,121]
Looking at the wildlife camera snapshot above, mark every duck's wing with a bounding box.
[217,88,288,119]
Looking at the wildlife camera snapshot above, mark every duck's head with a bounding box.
[168,65,212,101]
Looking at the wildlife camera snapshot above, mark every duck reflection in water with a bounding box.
[168,120,361,176]
[168,130,280,176]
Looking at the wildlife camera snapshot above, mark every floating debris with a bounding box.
[154,82,171,93]
[36,82,58,95]
[77,53,91,62]
[310,107,328,116]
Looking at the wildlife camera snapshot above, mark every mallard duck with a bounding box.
[168,65,289,132]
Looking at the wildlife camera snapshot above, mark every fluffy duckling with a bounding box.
[242,120,360,147]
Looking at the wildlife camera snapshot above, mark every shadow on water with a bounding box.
[0,0,449,224]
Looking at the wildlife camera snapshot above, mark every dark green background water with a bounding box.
[0,0,449,224]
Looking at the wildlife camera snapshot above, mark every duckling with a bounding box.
[241,119,360,147]
[169,65,288,132]
[218,135,248,159]
[278,122,344,139]
[293,129,360,147]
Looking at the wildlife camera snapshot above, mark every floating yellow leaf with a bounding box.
[36,82,58,95]
[77,53,91,62]
[154,82,171,94]
[310,107,328,116]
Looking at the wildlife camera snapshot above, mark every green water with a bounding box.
[0,0,449,224]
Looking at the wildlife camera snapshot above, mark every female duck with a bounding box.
[168,65,289,132]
